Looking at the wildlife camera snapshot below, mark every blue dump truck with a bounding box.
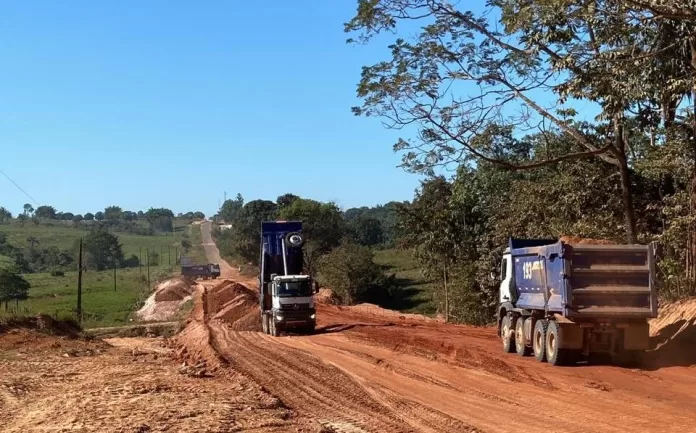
[497,238,657,366]
[259,221,319,336]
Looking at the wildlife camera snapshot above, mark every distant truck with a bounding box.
[181,262,220,280]
[497,238,657,366]
[259,221,319,336]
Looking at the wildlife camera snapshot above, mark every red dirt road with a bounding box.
[192,222,696,433]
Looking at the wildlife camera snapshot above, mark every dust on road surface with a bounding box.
[178,222,696,433]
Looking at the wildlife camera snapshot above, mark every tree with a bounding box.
[0,207,11,223]
[104,206,123,220]
[84,212,95,221]
[34,205,57,219]
[219,193,244,223]
[145,207,175,232]
[60,212,74,221]
[0,267,30,311]
[72,214,84,223]
[276,193,300,209]
[348,217,384,247]
[122,211,136,221]
[317,240,385,305]
[279,198,346,275]
[345,0,689,243]
[23,203,33,217]
[17,214,27,227]
[82,229,124,271]
[218,200,279,263]
[94,211,105,221]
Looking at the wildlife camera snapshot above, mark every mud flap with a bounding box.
[623,323,650,350]
[555,319,584,350]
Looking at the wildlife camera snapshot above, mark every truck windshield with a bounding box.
[278,280,312,297]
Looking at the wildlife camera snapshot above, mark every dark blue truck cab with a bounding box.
[497,238,657,366]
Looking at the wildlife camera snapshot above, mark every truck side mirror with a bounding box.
[489,272,497,281]
[314,281,320,294]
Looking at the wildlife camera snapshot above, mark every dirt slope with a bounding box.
[179,222,696,433]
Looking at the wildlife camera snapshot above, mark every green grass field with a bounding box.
[1,218,190,259]
[1,265,177,328]
[373,248,437,316]
[0,218,194,328]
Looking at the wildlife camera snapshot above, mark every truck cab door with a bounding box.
[499,254,515,304]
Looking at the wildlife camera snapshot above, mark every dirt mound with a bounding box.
[0,314,81,336]
[209,281,261,331]
[137,277,196,322]
[344,303,443,323]
[315,288,339,304]
[154,276,195,302]
[649,298,696,367]
[559,235,616,245]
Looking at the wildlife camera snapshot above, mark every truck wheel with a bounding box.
[515,317,531,356]
[533,319,548,362]
[270,319,279,337]
[501,315,516,353]
[285,232,304,247]
[262,315,268,334]
[546,321,572,366]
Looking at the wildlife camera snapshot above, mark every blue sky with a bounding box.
[0,1,425,217]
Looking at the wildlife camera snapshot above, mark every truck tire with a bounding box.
[270,319,279,337]
[501,315,516,353]
[285,232,304,248]
[546,321,572,366]
[262,315,268,334]
[533,319,548,362]
[515,317,531,356]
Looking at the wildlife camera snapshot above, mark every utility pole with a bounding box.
[77,238,83,324]
[146,249,151,288]
[224,191,227,202]
[168,246,171,266]
[113,267,117,291]
[175,246,179,265]
[139,247,143,275]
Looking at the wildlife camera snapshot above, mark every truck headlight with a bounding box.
[276,316,284,321]
[310,314,316,319]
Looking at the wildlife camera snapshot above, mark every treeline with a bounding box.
[214,193,401,304]
[336,0,696,323]
[0,204,205,235]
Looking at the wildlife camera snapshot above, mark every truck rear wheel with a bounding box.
[533,319,548,362]
[270,319,279,337]
[501,315,516,353]
[515,317,531,356]
[546,321,572,366]
[262,315,268,334]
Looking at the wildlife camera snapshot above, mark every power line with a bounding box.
[0,167,39,206]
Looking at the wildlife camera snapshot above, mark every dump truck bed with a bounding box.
[510,239,657,320]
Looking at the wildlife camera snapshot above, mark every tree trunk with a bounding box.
[443,263,449,323]
[617,154,638,244]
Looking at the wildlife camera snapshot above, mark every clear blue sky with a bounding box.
[0,1,423,217]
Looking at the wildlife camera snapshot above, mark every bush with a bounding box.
[317,241,387,305]
[50,270,65,277]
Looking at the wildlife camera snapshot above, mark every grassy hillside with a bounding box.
[1,218,190,259]
[373,248,437,316]
[0,218,195,328]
